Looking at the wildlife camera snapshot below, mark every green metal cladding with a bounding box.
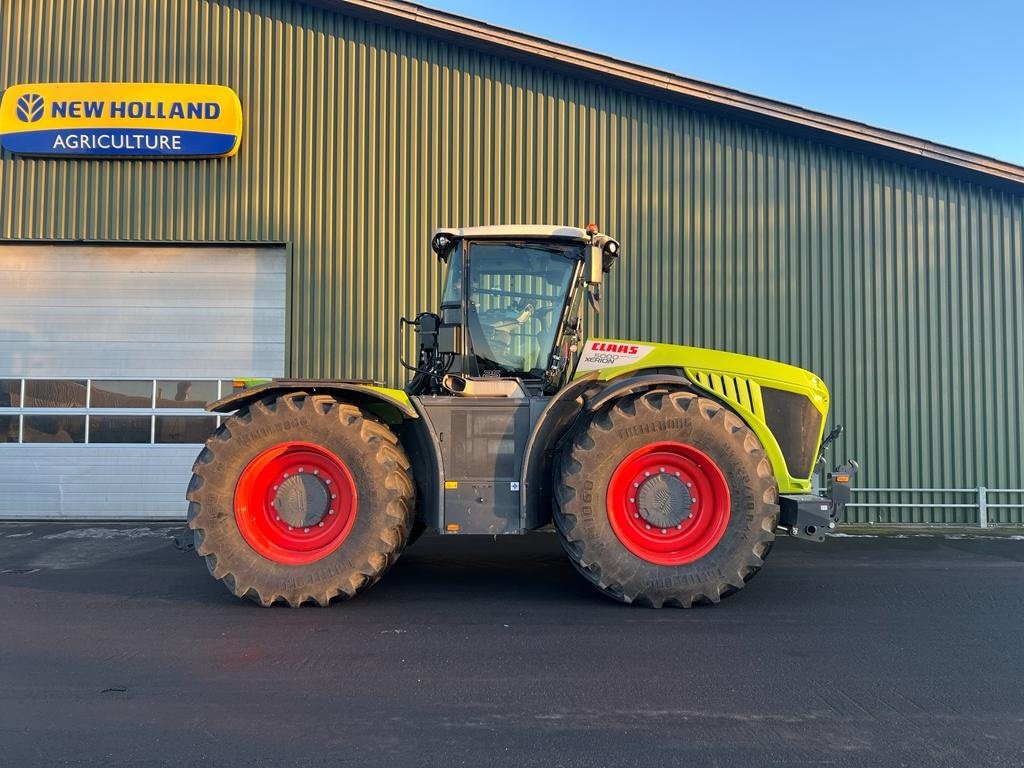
[2,0,1022,523]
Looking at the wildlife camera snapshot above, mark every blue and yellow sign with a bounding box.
[0,82,242,157]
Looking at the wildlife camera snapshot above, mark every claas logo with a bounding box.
[591,342,640,354]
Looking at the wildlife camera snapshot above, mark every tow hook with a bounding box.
[779,456,860,543]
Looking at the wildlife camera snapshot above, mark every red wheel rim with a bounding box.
[234,441,357,565]
[606,441,730,565]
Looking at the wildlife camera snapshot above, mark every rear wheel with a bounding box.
[187,394,415,606]
[554,390,778,607]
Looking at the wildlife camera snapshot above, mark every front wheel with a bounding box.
[187,394,415,606]
[554,390,779,607]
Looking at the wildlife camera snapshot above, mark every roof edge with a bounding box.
[325,0,1024,189]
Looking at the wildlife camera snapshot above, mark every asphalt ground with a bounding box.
[1,524,1023,768]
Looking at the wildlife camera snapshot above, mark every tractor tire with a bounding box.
[554,390,778,607]
[187,393,415,607]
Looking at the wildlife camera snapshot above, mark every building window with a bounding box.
[155,415,218,443]
[90,380,154,408]
[156,380,219,408]
[0,414,20,442]
[0,378,229,445]
[23,415,86,443]
[89,415,153,443]
[0,380,21,407]
[23,380,88,408]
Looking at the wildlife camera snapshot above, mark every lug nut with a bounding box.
[325,479,332,485]
[645,524,651,529]
[313,469,319,475]
[318,522,324,527]
[661,528,667,534]
[644,471,651,477]
[331,493,337,499]
[629,497,635,503]
[284,472,289,478]
[686,482,692,488]
[303,527,309,533]
[287,526,293,531]
[633,482,639,488]
[328,509,335,515]
[634,513,640,518]
[675,472,681,477]
[298,467,304,473]
[659,467,665,473]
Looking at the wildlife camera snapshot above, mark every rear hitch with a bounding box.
[779,456,860,543]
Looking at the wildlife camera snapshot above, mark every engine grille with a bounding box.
[760,387,822,480]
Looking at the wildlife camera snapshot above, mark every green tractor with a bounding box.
[187,224,856,607]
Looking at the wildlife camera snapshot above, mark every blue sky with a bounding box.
[425,0,1024,165]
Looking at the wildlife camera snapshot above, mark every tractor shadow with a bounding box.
[0,524,818,618]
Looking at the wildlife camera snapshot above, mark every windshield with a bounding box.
[466,241,579,376]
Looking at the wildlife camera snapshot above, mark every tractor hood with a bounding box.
[574,338,830,491]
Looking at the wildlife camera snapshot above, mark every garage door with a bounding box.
[0,244,286,519]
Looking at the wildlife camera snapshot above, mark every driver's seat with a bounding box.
[464,301,502,375]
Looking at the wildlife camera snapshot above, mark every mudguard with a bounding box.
[207,379,417,424]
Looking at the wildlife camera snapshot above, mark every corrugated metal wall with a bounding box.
[2,0,1023,522]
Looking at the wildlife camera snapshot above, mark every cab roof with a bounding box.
[433,225,591,242]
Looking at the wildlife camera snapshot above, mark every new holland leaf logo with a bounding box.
[16,93,44,123]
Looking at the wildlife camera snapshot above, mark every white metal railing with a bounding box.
[846,487,1024,528]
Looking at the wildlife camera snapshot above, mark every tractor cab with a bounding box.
[404,225,620,396]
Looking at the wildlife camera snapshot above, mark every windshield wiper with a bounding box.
[506,243,569,255]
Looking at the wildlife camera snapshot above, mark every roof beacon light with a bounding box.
[585,223,599,236]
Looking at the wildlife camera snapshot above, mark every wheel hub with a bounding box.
[234,442,358,565]
[606,441,731,565]
[273,474,332,528]
[635,473,693,529]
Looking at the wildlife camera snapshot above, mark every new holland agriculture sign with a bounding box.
[0,83,242,157]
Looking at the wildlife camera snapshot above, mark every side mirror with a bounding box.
[431,232,457,262]
[601,238,620,272]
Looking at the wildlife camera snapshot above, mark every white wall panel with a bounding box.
[0,245,286,378]
[0,445,200,519]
